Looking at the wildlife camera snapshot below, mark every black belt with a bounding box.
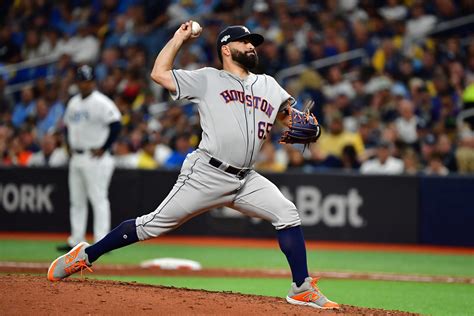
[73,149,86,154]
[209,157,251,179]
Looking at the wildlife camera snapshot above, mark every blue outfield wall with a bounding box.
[0,167,473,246]
[419,175,474,247]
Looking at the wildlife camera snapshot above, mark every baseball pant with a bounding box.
[67,151,115,247]
[136,149,300,240]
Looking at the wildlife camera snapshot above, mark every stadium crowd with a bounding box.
[0,0,473,175]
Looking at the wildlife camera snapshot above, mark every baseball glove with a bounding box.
[279,100,321,145]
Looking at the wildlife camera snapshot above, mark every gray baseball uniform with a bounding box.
[135,68,300,240]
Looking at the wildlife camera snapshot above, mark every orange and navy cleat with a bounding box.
[286,277,340,309]
[47,242,92,281]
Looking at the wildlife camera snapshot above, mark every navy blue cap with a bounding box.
[76,65,95,81]
[376,139,392,148]
[216,25,264,58]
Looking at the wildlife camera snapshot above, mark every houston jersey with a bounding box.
[171,67,294,168]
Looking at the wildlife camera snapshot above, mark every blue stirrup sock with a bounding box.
[85,219,139,263]
[277,225,309,287]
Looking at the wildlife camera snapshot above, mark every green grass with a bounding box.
[1,239,474,315]
[1,240,473,277]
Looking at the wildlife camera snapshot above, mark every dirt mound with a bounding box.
[2,275,416,315]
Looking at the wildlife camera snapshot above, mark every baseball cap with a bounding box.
[216,25,264,59]
[76,65,95,81]
[376,139,392,148]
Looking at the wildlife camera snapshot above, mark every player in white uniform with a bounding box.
[48,24,339,310]
[59,65,122,251]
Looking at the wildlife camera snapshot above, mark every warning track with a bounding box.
[2,232,474,255]
[1,261,472,284]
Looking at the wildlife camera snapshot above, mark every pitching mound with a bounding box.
[2,275,416,315]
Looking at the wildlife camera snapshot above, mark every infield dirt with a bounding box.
[1,274,417,315]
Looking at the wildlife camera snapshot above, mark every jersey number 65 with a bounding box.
[258,121,273,140]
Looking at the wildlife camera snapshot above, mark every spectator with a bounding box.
[164,133,194,169]
[113,137,138,169]
[424,152,449,175]
[395,99,419,146]
[455,120,474,173]
[285,145,306,171]
[255,141,286,173]
[378,0,408,21]
[372,39,402,74]
[3,136,32,166]
[360,140,404,174]
[419,133,437,167]
[104,15,138,49]
[28,133,68,167]
[152,130,172,166]
[33,97,62,140]
[436,133,458,172]
[0,1,472,176]
[137,134,158,169]
[322,65,355,101]
[0,124,13,166]
[402,148,420,175]
[22,29,49,60]
[95,47,122,82]
[314,111,365,165]
[11,86,36,128]
[0,25,21,63]
[341,144,360,171]
[18,126,40,153]
[62,24,100,64]
[45,82,66,127]
[357,114,381,159]
[432,92,459,135]
[406,3,437,39]
[40,28,68,59]
[0,78,14,122]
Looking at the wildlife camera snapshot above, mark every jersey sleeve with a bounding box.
[63,98,74,125]
[272,77,296,111]
[100,97,121,124]
[170,68,207,102]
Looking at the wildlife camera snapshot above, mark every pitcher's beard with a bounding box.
[231,48,258,70]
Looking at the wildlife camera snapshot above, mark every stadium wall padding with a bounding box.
[0,167,472,246]
[419,175,474,247]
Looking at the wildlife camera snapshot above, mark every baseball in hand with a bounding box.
[191,21,202,36]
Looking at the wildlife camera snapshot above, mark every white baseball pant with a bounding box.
[67,151,115,247]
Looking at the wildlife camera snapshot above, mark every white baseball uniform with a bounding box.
[64,90,121,246]
[136,68,300,240]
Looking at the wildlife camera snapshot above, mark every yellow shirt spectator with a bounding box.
[316,112,365,159]
[137,137,158,169]
[317,129,365,159]
[137,151,157,169]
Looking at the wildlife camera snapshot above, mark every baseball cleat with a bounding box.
[47,242,92,281]
[286,277,340,309]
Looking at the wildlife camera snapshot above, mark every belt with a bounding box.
[209,157,251,179]
[72,149,86,154]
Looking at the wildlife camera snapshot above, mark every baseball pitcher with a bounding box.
[48,22,338,310]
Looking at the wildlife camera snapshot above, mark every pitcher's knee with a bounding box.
[135,213,178,241]
[273,208,301,230]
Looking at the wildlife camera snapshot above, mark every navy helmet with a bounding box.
[76,65,95,81]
